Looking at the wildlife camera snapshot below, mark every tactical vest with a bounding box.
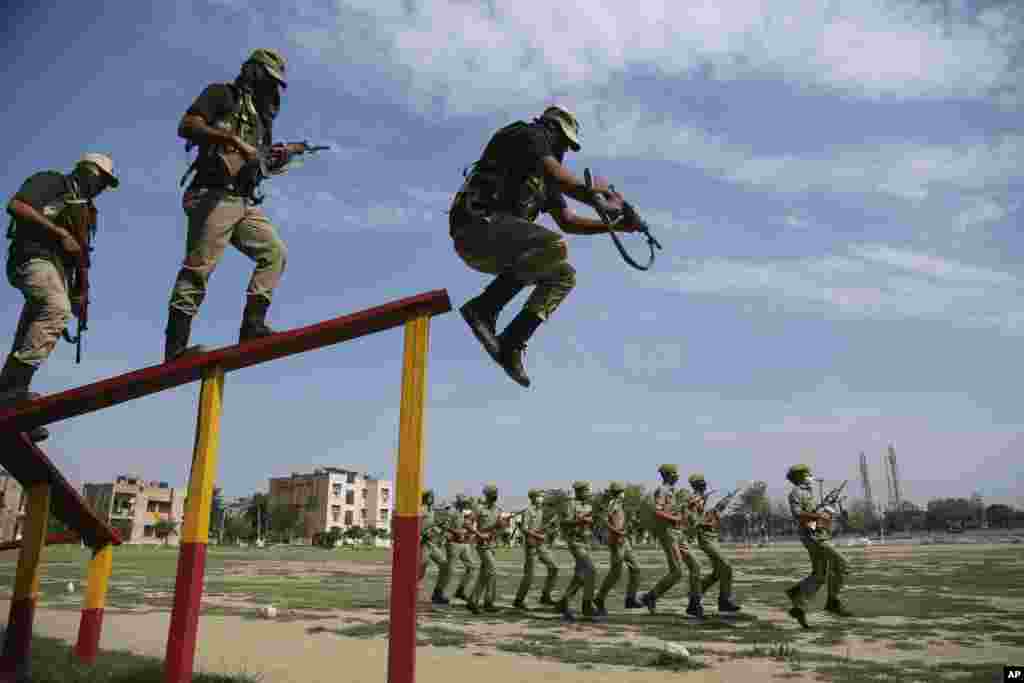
[180,85,268,189]
[7,174,83,276]
[452,121,549,223]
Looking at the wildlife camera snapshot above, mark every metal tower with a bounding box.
[859,452,874,515]
[886,444,902,510]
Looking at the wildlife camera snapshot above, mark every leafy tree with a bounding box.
[245,493,270,540]
[268,503,302,543]
[926,498,975,530]
[223,515,253,544]
[209,487,224,542]
[343,526,366,543]
[985,504,1015,529]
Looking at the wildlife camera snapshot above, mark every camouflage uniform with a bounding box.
[594,482,640,614]
[468,484,503,612]
[641,465,704,618]
[442,496,478,601]
[556,481,600,621]
[418,491,450,604]
[687,474,739,612]
[786,465,850,624]
[513,489,559,607]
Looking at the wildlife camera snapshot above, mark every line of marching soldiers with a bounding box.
[419,463,852,628]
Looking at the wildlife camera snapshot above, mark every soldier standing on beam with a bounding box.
[2,153,119,441]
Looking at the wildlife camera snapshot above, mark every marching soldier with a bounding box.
[467,483,504,614]
[639,464,705,619]
[687,474,741,613]
[555,481,601,622]
[785,464,852,628]
[164,48,304,361]
[593,482,641,616]
[450,105,642,387]
[2,153,120,441]
[441,494,478,604]
[513,488,560,609]
[418,489,450,605]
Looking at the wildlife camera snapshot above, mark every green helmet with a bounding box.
[787,464,812,483]
[657,464,678,477]
[246,48,287,88]
[541,105,581,151]
[607,481,625,494]
[421,489,435,503]
[688,474,706,487]
[527,488,543,499]
[482,483,498,496]
[572,480,590,491]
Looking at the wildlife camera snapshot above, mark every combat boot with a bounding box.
[718,595,741,612]
[538,592,556,606]
[555,597,576,622]
[624,594,643,609]
[164,309,207,362]
[788,606,811,629]
[0,356,48,442]
[453,588,468,602]
[640,591,658,615]
[483,602,501,613]
[460,272,523,363]
[824,598,853,617]
[512,599,527,610]
[685,595,705,619]
[430,590,450,605]
[465,599,481,615]
[591,597,609,618]
[239,295,276,342]
[582,600,604,622]
[785,585,801,605]
[496,310,543,388]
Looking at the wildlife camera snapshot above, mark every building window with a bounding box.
[381,488,390,503]
[345,491,354,505]
[344,510,353,526]
[331,505,341,522]
[332,483,342,497]
[379,509,389,522]
[361,489,367,501]
[143,525,155,538]
[360,508,367,521]
[346,472,356,484]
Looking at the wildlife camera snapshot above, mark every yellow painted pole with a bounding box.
[164,366,224,683]
[75,543,114,662]
[387,316,430,683]
[1,482,51,676]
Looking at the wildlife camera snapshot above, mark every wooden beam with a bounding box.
[0,289,451,434]
[0,433,122,550]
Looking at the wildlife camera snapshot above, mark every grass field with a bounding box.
[2,540,1020,682]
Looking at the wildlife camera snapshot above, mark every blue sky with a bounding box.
[2,0,1022,511]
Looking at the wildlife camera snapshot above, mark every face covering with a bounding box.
[75,168,107,199]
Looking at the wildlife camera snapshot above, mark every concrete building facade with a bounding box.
[82,475,185,545]
[268,467,393,541]
[0,470,26,542]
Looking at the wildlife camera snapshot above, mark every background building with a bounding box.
[82,475,185,545]
[0,470,25,542]
[268,467,392,542]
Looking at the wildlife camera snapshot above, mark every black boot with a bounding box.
[718,595,741,612]
[512,599,527,610]
[624,594,643,609]
[556,597,575,622]
[0,356,48,442]
[538,593,555,606]
[824,598,853,617]
[453,588,468,602]
[641,591,657,615]
[239,296,276,342]
[592,597,608,617]
[465,599,481,615]
[583,600,604,622]
[497,310,543,388]
[460,272,524,363]
[431,590,450,605]
[685,595,705,619]
[164,309,206,362]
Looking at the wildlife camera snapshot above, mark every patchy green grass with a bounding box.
[0,629,259,683]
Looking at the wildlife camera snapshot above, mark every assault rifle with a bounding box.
[236,140,331,205]
[583,168,663,271]
[815,480,848,532]
[59,199,97,363]
[700,488,743,529]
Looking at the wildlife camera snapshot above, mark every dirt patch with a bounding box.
[222,559,391,578]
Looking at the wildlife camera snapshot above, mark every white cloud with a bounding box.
[276,0,1020,112]
[649,244,1024,334]
[625,342,685,377]
[953,196,1016,233]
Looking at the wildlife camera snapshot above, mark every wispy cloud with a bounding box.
[649,244,1024,333]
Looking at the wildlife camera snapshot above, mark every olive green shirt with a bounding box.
[562,498,593,544]
[789,485,828,540]
[474,503,503,549]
